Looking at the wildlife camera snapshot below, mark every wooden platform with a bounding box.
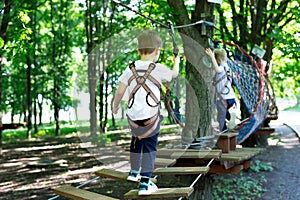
[157,149,221,159]
[218,147,265,162]
[124,187,193,199]
[54,185,119,200]
[254,127,275,135]
[209,147,265,174]
[153,166,210,175]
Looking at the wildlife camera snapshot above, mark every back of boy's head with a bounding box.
[138,30,162,55]
[214,49,227,65]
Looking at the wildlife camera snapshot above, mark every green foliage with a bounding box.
[213,172,267,200]
[250,160,273,172]
[1,0,299,136]
[90,133,111,146]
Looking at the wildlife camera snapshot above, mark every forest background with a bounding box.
[0,0,299,141]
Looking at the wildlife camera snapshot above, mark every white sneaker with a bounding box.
[138,177,158,195]
[126,170,141,182]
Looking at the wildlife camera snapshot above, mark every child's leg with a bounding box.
[140,133,159,178]
[138,133,159,195]
[216,100,227,131]
[129,136,142,172]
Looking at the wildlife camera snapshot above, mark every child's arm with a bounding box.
[113,82,127,114]
[205,48,222,73]
[171,56,180,78]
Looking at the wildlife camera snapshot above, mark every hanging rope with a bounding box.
[112,0,215,29]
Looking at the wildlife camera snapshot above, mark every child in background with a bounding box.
[206,48,236,132]
[113,30,180,195]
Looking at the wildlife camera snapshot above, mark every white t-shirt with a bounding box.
[119,60,173,120]
[215,63,236,100]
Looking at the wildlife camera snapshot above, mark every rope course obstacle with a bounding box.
[214,40,275,144]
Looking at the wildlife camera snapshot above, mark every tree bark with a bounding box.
[86,0,97,135]
[167,1,215,199]
[167,0,214,144]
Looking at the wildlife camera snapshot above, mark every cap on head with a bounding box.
[138,30,162,55]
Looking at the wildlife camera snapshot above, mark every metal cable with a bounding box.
[47,161,129,200]
[113,0,215,29]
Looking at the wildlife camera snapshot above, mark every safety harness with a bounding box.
[213,66,232,99]
[127,62,161,109]
[126,62,163,139]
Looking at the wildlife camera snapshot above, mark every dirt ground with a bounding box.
[0,110,299,200]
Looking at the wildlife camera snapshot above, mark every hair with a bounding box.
[214,49,227,65]
[138,30,162,55]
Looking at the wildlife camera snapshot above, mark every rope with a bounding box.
[214,40,270,144]
[112,0,215,29]
[177,158,215,200]
[47,161,129,200]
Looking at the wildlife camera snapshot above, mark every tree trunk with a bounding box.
[26,55,32,139]
[167,1,215,198]
[167,0,215,143]
[86,0,97,135]
[0,0,12,155]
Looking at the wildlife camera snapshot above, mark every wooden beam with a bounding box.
[95,168,156,183]
[254,127,275,135]
[154,157,176,167]
[124,187,193,199]
[157,149,221,159]
[219,148,265,162]
[0,123,26,131]
[153,166,210,175]
[54,185,118,200]
[209,164,243,175]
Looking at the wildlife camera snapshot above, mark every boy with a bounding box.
[113,30,180,195]
[205,48,236,132]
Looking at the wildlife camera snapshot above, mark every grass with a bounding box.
[284,103,300,111]
[212,163,272,200]
[1,117,178,144]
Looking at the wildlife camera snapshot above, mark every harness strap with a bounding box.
[213,66,232,101]
[128,62,161,108]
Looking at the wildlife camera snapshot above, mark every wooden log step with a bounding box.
[95,168,156,183]
[124,187,193,199]
[219,148,265,162]
[153,166,210,175]
[54,185,118,200]
[170,150,221,159]
[157,149,221,159]
[155,157,176,167]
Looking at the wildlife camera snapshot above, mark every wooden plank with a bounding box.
[170,151,221,159]
[95,168,156,183]
[54,185,118,200]
[157,149,221,159]
[219,148,265,162]
[155,157,176,167]
[124,187,194,199]
[217,132,239,138]
[209,164,243,175]
[0,123,26,130]
[153,166,209,175]
[255,127,275,135]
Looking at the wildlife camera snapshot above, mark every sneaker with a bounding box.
[127,170,141,182]
[138,177,158,195]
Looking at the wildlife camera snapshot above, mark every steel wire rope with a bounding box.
[47,161,129,200]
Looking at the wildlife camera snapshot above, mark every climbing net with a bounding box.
[214,41,271,144]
